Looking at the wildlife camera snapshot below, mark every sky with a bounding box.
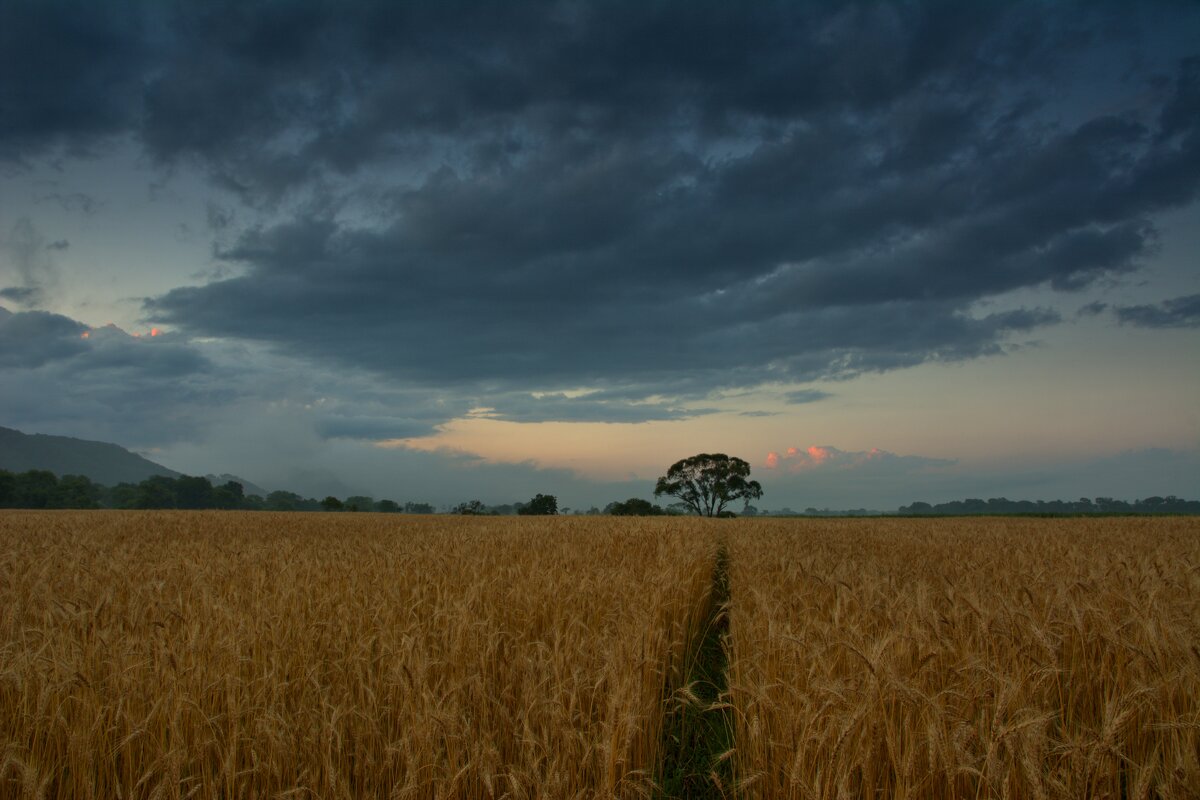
[1,0,1198,511]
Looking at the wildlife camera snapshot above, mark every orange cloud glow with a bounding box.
[806,445,832,464]
[766,444,876,472]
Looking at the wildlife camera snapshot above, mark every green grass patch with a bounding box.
[658,545,734,798]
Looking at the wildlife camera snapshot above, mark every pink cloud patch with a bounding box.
[763,445,957,475]
[767,444,893,472]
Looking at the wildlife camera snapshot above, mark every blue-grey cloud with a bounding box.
[0,1,149,161]
[314,415,442,442]
[477,393,714,424]
[1114,294,1200,328]
[0,287,40,305]
[0,308,226,444]
[0,306,87,367]
[2,1,1197,422]
[783,389,833,405]
[1,218,62,308]
[35,192,101,215]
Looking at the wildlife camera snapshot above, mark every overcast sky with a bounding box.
[2,0,1198,510]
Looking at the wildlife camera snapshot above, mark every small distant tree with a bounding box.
[105,482,139,509]
[605,498,664,516]
[405,501,434,514]
[376,499,400,513]
[213,480,244,509]
[175,476,215,509]
[265,490,303,511]
[55,474,102,509]
[15,470,58,509]
[454,500,485,515]
[344,495,375,512]
[0,470,15,507]
[321,496,344,511]
[517,494,558,515]
[134,476,178,509]
[654,453,762,517]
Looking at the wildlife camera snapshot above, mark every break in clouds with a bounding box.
[2,0,1199,436]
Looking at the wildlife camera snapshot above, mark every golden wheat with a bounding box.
[4,512,1197,799]
[0,511,719,799]
[726,517,1200,799]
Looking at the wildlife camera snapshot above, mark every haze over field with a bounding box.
[1,1,1198,509]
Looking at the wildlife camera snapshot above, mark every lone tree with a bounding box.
[517,493,558,515]
[654,453,762,517]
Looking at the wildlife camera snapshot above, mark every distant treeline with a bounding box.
[897,496,1200,515]
[0,469,435,513]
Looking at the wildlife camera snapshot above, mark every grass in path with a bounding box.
[658,545,734,798]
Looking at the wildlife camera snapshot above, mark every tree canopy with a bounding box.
[654,453,762,517]
[604,498,665,516]
[517,493,558,515]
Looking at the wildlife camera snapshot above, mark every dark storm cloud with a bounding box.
[1114,294,1200,328]
[5,1,1199,419]
[0,0,150,160]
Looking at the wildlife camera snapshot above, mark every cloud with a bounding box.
[0,308,233,444]
[0,287,40,305]
[314,415,445,441]
[757,446,1200,511]
[0,2,149,161]
[0,307,489,448]
[2,2,1198,423]
[1113,293,1200,328]
[35,192,101,215]
[474,392,714,424]
[129,5,1193,404]
[763,444,956,474]
[0,307,87,367]
[0,218,62,308]
[783,389,832,405]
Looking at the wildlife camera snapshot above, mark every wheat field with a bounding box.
[2,512,1198,799]
[726,517,1200,799]
[0,511,719,799]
